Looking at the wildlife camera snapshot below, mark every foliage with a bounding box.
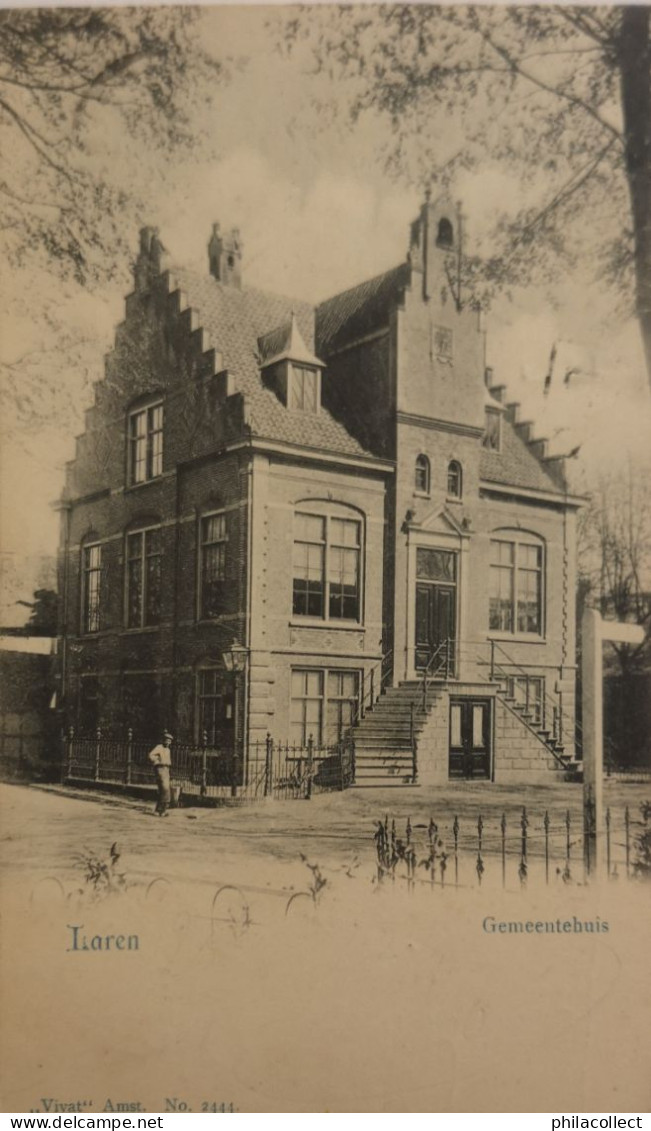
[278,5,651,387]
[72,841,126,901]
[16,588,59,636]
[578,461,651,676]
[0,7,228,287]
[632,802,651,879]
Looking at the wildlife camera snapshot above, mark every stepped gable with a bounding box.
[316,262,411,355]
[481,387,567,495]
[169,266,370,459]
[480,417,564,494]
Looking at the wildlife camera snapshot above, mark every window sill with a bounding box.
[290,619,364,632]
[446,496,463,505]
[413,491,430,499]
[488,632,546,645]
[121,625,162,635]
[124,477,164,492]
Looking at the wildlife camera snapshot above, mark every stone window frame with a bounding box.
[289,666,361,747]
[291,503,364,625]
[447,460,463,500]
[488,531,546,639]
[414,454,431,496]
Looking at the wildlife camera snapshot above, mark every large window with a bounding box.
[197,669,234,748]
[126,527,162,628]
[289,365,318,413]
[290,668,360,746]
[82,543,101,633]
[489,536,543,635]
[292,511,361,621]
[128,402,163,485]
[199,512,227,619]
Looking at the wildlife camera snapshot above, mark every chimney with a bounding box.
[134,226,168,293]
[208,223,243,288]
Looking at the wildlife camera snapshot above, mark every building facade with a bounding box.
[57,197,583,788]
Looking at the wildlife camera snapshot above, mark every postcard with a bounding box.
[1,2,650,1116]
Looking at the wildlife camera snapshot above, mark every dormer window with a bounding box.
[289,365,319,413]
[483,407,502,452]
[258,312,324,415]
[128,400,163,485]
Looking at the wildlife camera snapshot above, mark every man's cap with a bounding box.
[163,730,173,740]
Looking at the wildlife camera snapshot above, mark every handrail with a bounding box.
[353,648,393,727]
[487,638,579,748]
[421,637,454,711]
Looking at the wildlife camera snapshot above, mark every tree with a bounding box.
[578,462,651,677]
[0,7,227,287]
[16,588,59,636]
[280,5,651,390]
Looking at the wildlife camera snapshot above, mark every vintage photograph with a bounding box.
[1,2,650,1115]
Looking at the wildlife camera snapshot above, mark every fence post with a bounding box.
[501,812,506,888]
[544,810,550,884]
[519,806,528,886]
[306,734,314,800]
[264,733,273,798]
[489,639,496,682]
[370,667,375,709]
[201,729,208,796]
[65,726,74,781]
[625,806,630,877]
[94,727,101,782]
[360,670,366,719]
[125,727,133,785]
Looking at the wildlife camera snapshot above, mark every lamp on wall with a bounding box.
[222,641,249,794]
[222,642,248,674]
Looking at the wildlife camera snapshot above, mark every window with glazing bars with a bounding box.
[290,668,360,746]
[292,512,361,621]
[128,403,163,485]
[126,528,162,628]
[489,538,543,635]
[82,543,101,633]
[199,512,227,619]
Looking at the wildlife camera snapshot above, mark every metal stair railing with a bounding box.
[421,637,454,712]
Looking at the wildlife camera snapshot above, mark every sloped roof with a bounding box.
[316,262,411,354]
[480,417,564,495]
[169,267,370,459]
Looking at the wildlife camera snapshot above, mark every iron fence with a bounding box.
[374,804,649,889]
[62,729,354,801]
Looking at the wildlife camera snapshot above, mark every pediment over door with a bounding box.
[410,506,468,539]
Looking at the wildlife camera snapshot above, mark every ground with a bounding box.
[2,779,651,1114]
[0,778,648,899]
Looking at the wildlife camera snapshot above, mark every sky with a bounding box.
[1,4,650,624]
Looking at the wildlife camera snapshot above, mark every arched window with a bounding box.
[437,218,454,249]
[415,454,430,495]
[447,460,462,499]
[489,531,545,636]
[292,503,363,622]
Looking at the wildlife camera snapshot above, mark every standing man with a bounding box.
[148,731,173,817]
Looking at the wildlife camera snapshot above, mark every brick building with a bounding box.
[57,196,583,788]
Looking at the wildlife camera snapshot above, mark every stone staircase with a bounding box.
[350,675,574,788]
[352,683,436,787]
[496,687,572,770]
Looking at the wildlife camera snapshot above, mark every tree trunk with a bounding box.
[619,6,651,392]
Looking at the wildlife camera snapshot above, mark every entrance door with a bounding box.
[449,699,492,780]
[414,548,457,673]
